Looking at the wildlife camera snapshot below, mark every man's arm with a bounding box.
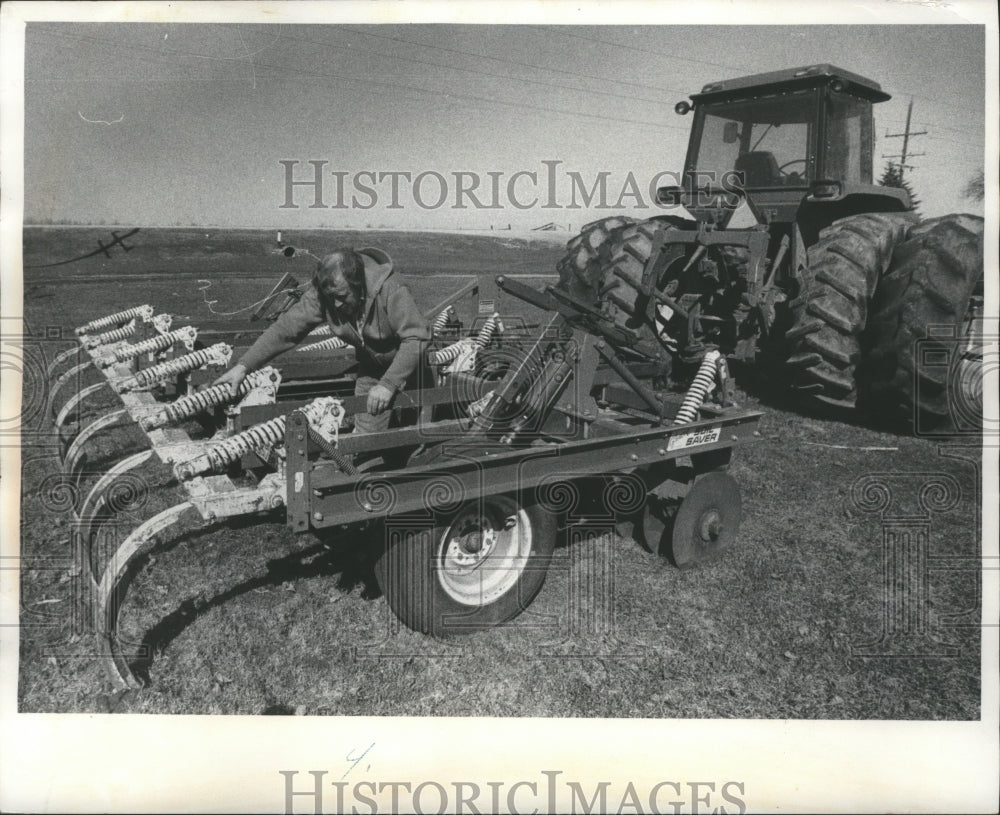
[215,285,327,391]
[378,285,432,392]
[238,286,328,371]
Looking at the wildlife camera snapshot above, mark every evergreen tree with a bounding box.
[878,161,921,214]
[962,169,984,203]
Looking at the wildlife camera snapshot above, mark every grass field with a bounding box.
[16,226,983,718]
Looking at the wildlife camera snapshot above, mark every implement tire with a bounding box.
[861,214,985,429]
[784,213,914,409]
[374,491,556,635]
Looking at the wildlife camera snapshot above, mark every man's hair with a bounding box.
[313,249,365,291]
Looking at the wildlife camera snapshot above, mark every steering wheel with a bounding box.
[777,159,807,177]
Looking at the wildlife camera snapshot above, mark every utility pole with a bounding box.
[882,98,927,180]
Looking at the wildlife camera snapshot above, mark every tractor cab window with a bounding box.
[693,89,816,190]
[824,93,874,184]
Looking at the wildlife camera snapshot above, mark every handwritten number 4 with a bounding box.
[343,742,376,779]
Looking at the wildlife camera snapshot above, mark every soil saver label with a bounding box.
[666,425,722,451]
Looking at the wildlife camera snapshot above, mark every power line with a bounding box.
[29,27,985,152]
[329,26,687,96]
[30,26,690,129]
[535,26,986,112]
[884,118,981,137]
[535,26,742,74]
[530,26,985,114]
[34,28,690,132]
[251,56,686,132]
[881,86,986,125]
[276,28,675,106]
[29,27,253,76]
[922,134,985,150]
[883,86,969,107]
[30,23,984,109]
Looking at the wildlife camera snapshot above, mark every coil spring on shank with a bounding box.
[307,324,333,337]
[85,320,137,348]
[297,335,348,352]
[176,415,287,480]
[113,326,197,363]
[673,350,720,425]
[119,343,231,391]
[142,367,275,430]
[432,306,457,335]
[474,313,500,349]
[174,395,340,480]
[144,383,235,429]
[75,305,153,336]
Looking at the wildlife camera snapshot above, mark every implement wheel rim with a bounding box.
[435,496,532,607]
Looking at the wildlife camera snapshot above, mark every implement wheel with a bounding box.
[374,492,556,635]
[669,471,742,569]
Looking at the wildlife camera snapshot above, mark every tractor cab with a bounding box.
[661,64,910,230]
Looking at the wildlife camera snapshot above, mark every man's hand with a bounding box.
[366,382,395,415]
[213,363,249,396]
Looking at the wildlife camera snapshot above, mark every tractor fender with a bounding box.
[798,186,915,246]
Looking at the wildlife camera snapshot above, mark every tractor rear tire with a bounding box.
[861,214,985,429]
[783,213,913,409]
[556,216,697,346]
[592,220,673,333]
[556,216,636,302]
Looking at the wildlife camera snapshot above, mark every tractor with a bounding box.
[558,64,985,429]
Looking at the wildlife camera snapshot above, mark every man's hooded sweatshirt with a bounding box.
[237,247,431,392]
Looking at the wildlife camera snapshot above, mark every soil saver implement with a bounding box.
[47,265,760,688]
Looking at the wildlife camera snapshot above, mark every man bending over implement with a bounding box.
[214,247,430,433]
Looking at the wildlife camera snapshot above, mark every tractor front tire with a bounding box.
[784,213,913,409]
[861,214,985,429]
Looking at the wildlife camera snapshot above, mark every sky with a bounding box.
[20,11,991,231]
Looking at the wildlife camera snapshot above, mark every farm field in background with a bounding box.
[15,227,983,718]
